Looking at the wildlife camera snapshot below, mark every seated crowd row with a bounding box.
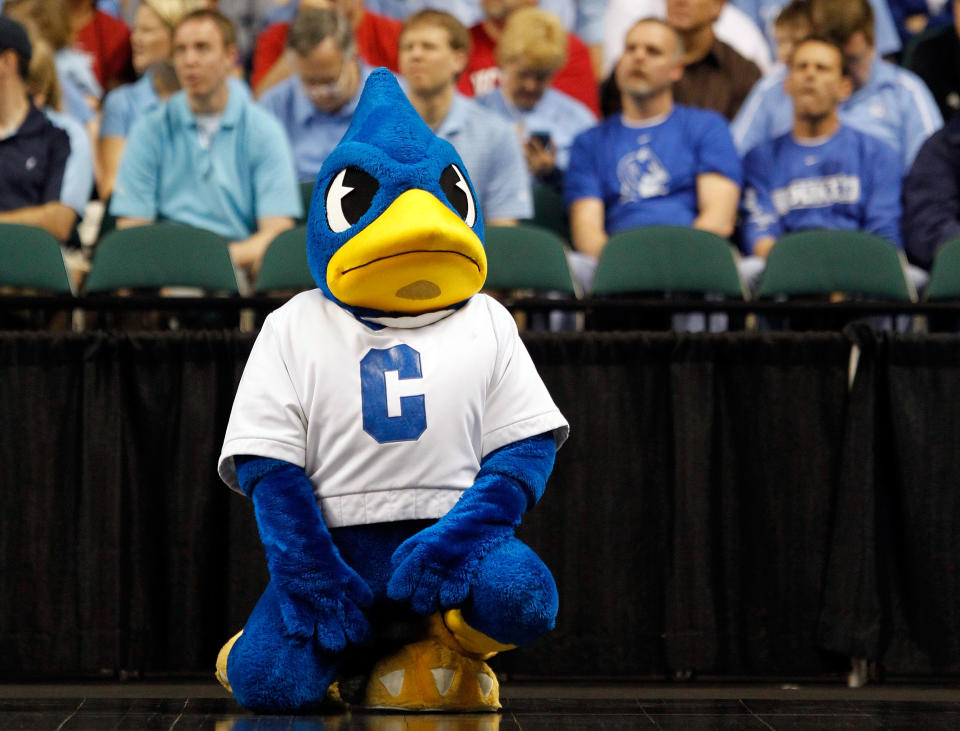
[0,0,958,296]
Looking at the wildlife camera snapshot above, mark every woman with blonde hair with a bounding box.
[3,0,101,125]
[97,0,200,197]
[476,7,595,191]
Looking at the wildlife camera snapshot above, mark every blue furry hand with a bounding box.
[237,455,374,654]
[387,519,512,615]
[386,433,557,615]
[272,560,373,653]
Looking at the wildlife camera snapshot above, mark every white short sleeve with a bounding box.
[481,300,570,456]
[218,316,309,492]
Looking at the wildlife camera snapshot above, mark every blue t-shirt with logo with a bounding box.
[740,125,903,253]
[564,105,742,235]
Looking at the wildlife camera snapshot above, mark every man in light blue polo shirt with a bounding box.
[111,9,301,278]
[398,9,532,225]
[259,8,370,183]
[731,0,941,169]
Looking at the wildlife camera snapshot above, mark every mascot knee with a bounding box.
[467,538,559,646]
[227,585,340,713]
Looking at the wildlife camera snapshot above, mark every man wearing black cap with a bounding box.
[0,16,78,242]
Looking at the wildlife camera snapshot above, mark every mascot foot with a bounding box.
[216,630,243,693]
[364,612,505,711]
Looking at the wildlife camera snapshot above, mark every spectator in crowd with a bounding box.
[3,0,101,125]
[68,0,134,92]
[739,36,902,283]
[904,0,960,121]
[564,18,741,292]
[98,0,200,199]
[732,0,942,170]
[110,9,301,278]
[666,0,761,119]
[601,0,772,80]
[399,9,533,225]
[0,17,89,243]
[902,113,960,270]
[259,7,368,182]
[26,38,94,279]
[476,6,595,192]
[726,0,902,59]
[769,0,810,65]
[27,38,95,235]
[458,0,600,116]
[600,0,763,120]
[251,0,399,97]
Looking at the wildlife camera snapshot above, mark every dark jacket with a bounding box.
[902,114,960,268]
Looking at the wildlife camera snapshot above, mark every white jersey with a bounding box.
[219,291,569,528]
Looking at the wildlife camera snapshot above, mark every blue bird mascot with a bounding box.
[214,69,568,714]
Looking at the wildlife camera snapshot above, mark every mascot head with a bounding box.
[306,68,487,317]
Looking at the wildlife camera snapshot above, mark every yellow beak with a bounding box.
[327,188,487,313]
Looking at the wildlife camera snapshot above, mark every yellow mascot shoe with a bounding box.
[364,614,501,711]
[215,630,243,694]
[443,609,516,660]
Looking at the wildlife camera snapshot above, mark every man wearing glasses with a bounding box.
[259,8,369,183]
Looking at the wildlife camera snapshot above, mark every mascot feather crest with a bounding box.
[215,67,568,715]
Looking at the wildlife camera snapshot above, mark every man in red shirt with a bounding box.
[251,0,400,96]
[69,0,133,92]
[458,0,599,116]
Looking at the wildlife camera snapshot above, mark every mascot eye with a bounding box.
[439,164,477,227]
[326,167,380,233]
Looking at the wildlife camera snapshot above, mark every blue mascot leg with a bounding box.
[225,581,341,713]
[460,536,559,647]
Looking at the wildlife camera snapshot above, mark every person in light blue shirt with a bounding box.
[732,0,942,170]
[729,0,902,57]
[258,7,370,183]
[45,107,95,222]
[21,36,95,218]
[475,6,595,191]
[111,9,301,278]
[398,9,533,224]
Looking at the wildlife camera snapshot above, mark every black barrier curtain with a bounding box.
[820,326,960,675]
[0,332,263,679]
[1,329,959,680]
[502,333,853,678]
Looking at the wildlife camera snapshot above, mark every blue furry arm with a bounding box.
[386,432,556,614]
[235,455,373,652]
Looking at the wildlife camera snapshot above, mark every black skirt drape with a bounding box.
[1,329,959,679]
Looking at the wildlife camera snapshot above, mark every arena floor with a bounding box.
[2,680,960,729]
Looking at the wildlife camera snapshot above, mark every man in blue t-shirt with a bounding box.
[732,0,941,172]
[740,36,903,280]
[564,17,742,292]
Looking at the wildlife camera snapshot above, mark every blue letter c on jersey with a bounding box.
[361,345,427,443]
